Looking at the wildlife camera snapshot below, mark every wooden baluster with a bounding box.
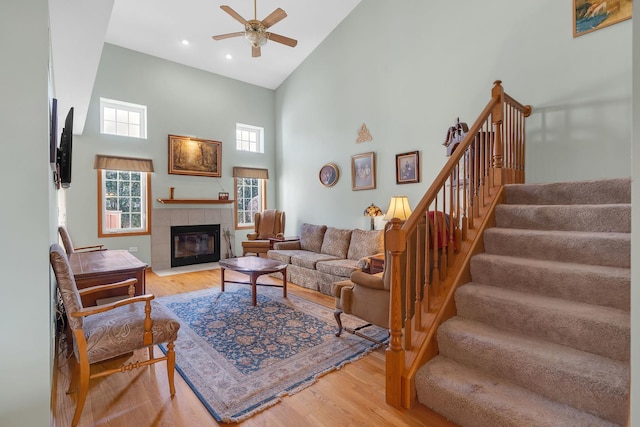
[385,219,405,407]
[491,80,505,186]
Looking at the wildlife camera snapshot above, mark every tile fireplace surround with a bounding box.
[151,207,234,271]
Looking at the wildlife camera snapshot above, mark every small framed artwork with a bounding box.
[396,151,420,184]
[319,163,339,187]
[351,152,376,191]
[573,0,632,37]
[168,134,222,177]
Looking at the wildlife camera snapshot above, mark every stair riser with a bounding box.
[470,255,630,311]
[483,229,630,268]
[455,285,630,361]
[417,357,620,427]
[504,178,631,205]
[437,321,628,425]
[495,204,631,233]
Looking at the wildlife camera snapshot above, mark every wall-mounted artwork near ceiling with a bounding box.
[573,0,632,37]
[168,134,222,177]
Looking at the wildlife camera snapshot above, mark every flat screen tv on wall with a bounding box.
[57,107,73,188]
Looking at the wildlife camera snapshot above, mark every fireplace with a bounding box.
[171,224,220,267]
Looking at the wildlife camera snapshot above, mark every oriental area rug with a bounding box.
[157,285,388,423]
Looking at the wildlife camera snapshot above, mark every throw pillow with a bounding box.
[299,223,327,253]
[347,229,383,260]
[320,227,352,258]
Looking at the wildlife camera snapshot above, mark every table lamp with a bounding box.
[384,196,412,222]
[364,203,383,230]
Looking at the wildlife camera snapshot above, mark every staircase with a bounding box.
[415,177,631,427]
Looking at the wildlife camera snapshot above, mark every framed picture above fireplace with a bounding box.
[168,134,222,177]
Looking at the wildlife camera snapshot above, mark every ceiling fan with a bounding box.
[212,0,298,58]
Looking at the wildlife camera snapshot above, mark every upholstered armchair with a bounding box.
[49,244,180,427]
[241,209,285,256]
[58,225,105,255]
[332,247,391,344]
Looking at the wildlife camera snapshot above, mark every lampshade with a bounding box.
[364,203,383,217]
[245,30,268,48]
[384,196,412,221]
[364,203,383,230]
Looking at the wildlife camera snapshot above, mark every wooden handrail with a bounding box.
[385,81,532,408]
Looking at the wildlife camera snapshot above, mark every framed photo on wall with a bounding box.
[319,163,339,187]
[351,152,376,191]
[573,0,632,37]
[168,135,222,177]
[396,151,420,184]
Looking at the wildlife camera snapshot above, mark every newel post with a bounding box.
[385,219,406,407]
[491,80,505,186]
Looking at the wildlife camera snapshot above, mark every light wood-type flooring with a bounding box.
[52,268,456,426]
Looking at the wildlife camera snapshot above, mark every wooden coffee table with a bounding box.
[219,256,288,306]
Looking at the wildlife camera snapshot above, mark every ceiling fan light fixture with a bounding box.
[244,21,268,48]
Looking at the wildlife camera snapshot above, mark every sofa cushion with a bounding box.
[300,223,327,253]
[268,249,309,264]
[291,252,340,269]
[316,258,360,278]
[320,227,352,259]
[347,229,383,260]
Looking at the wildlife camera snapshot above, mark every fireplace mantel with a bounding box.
[156,198,234,205]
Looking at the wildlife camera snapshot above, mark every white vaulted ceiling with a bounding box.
[49,0,361,134]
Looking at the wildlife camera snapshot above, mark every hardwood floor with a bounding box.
[52,268,456,426]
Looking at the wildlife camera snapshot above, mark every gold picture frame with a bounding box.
[351,152,376,191]
[168,135,222,177]
[573,0,632,37]
[319,163,339,187]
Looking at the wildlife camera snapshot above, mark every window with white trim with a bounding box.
[235,178,265,229]
[100,98,147,139]
[236,123,264,153]
[98,170,151,236]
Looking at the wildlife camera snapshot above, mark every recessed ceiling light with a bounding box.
[181,40,189,45]
[225,54,233,60]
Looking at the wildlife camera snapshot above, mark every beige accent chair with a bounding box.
[50,244,180,427]
[58,225,105,255]
[241,209,286,256]
[332,248,391,344]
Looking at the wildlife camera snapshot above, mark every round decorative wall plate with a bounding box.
[319,163,339,187]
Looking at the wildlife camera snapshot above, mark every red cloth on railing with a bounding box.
[427,211,455,250]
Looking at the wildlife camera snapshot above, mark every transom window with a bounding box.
[236,123,264,153]
[98,170,151,236]
[100,98,147,139]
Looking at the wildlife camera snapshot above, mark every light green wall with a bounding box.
[0,1,54,426]
[630,1,638,424]
[275,0,632,233]
[65,44,277,263]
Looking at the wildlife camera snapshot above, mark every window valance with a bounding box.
[93,155,155,172]
[232,167,269,179]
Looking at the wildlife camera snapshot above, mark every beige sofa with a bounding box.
[267,223,383,295]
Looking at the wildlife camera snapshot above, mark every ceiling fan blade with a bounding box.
[220,5,248,25]
[211,32,245,41]
[262,8,287,28]
[268,33,298,47]
[252,46,261,58]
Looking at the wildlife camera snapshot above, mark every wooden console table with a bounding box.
[69,250,148,306]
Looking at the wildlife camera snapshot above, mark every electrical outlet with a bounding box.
[128,246,138,252]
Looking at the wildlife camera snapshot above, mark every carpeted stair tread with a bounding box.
[483,228,630,268]
[504,178,630,205]
[470,253,630,311]
[455,283,630,361]
[416,356,619,427]
[436,317,629,425]
[495,204,630,233]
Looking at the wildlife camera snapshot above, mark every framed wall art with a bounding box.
[319,163,339,187]
[396,151,420,184]
[351,152,376,191]
[168,135,222,177]
[573,0,632,37]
